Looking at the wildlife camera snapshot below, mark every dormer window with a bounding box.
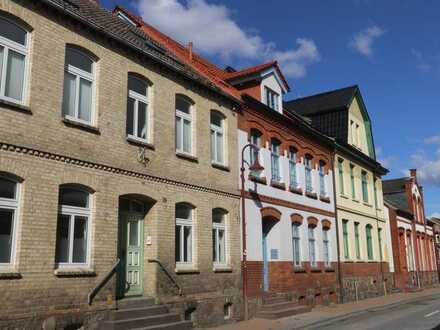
[265,87,279,111]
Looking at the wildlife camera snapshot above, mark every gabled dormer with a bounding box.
[224,61,290,113]
[284,85,376,160]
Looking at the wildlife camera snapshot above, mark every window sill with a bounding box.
[62,117,100,135]
[212,163,230,172]
[271,180,286,190]
[54,267,96,277]
[310,267,322,273]
[0,269,22,279]
[290,186,303,195]
[175,266,200,274]
[176,152,198,163]
[249,175,267,185]
[305,191,318,199]
[363,202,372,207]
[340,194,349,199]
[127,136,155,150]
[213,265,233,273]
[293,266,306,273]
[0,98,32,114]
[325,267,335,272]
[319,195,330,203]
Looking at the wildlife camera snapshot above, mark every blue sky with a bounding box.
[101,0,440,217]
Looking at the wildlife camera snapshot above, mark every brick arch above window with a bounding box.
[398,227,406,234]
[307,216,318,227]
[321,219,331,230]
[260,207,281,222]
[246,120,269,146]
[290,213,303,225]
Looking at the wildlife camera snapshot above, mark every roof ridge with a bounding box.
[285,85,358,104]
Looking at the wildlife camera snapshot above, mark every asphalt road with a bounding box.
[306,294,440,330]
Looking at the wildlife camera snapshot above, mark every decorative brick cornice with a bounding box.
[260,206,282,221]
[0,142,239,199]
[245,191,335,218]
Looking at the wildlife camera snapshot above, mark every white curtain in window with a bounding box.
[78,78,92,122]
[63,72,76,117]
[138,102,147,140]
[5,50,25,101]
[183,119,191,152]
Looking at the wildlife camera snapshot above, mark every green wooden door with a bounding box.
[120,212,144,297]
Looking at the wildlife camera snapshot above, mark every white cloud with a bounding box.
[411,49,432,72]
[424,135,440,144]
[410,149,440,187]
[349,25,385,57]
[376,146,394,169]
[135,0,320,78]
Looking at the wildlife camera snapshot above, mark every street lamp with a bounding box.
[240,143,264,320]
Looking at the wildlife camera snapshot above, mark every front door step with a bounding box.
[257,295,312,320]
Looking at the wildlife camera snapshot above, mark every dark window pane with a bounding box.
[55,214,70,263]
[127,97,135,135]
[184,226,191,262]
[59,188,89,208]
[175,225,181,262]
[128,76,147,95]
[128,221,138,246]
[132,201,144,213]
[0,178,16,199]
[212,229,216,262]
[0,209,13,263]
[120,198,130,212]
[72,216,87,263]
[0,17,26,45]
[211,112,222,127]
[137,101,147,139]
[176,97,190,114]
[176,204,192,220]
[213,209,225,224]
[65,48,93,73]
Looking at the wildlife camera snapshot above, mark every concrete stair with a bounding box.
[100,297,193,330]
[257,294,312,320]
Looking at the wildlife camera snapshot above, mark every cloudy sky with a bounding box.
[101,0,440,217]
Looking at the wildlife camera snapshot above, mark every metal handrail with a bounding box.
[88,258,121,305]
[148,259,183,296]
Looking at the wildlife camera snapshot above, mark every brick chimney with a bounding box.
[188,42,193,62]
[410,168,417,180]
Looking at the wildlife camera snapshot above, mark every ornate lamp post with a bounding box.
[240,143,264,320]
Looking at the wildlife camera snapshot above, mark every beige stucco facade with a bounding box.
[0,0,241,328]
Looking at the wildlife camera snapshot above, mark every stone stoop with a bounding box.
[99,297,193,330]
[256,294,312,320]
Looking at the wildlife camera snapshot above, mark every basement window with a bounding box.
[224,303,232,320]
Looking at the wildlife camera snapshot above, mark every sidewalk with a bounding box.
[211,287,440,330]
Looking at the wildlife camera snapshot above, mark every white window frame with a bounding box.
[175,206,193,266]
[323,229,331,267]
[292,223,301,267]
[56,190,91,268]
[308,226,316,267]
[0,16,29,105]
[212,210,227,266]
[265,86,279,111]
[319,162,326,196]
[305,156,313,193]
[249,130,262,166]
[211,113,225,165]
[270,140,281,182]
[63,48,96,126]
[127,80,149,143]
[175,98,193,155]
[0,178,20,268]
[289,149,298,188]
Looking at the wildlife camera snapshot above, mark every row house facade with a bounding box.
[0,0,243,329]
[384,170,438,291]
[114,5,339,318]
[285,86,394,302]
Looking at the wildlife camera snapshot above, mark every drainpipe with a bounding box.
[373,173,385,295]
[331,153,344,303]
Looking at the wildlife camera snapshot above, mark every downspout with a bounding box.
[331,152,344,303]
[373,173,385,295]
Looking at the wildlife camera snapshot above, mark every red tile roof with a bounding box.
[113,6,290,100]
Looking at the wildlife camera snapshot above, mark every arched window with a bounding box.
[288,147,298,188]
[322,227,330,267]
[291,222,301,267]
[304,154,313,193]
[308,224,316,267]
[366,224,373,260]
[127,74,149,142]
[175,95,193,154]
[0,16,29,103]
[211,111,225,165]
[0,175,20,264]
[175,203,194,264]
[361,170,369,203]
[212,208,227,265]
[56,185,91,265]
[270,138,281,182]
[249,128,262,165]
[62,47,96,124]
[318,160,326,197]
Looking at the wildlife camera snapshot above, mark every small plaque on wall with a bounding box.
[270,249,279,260]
